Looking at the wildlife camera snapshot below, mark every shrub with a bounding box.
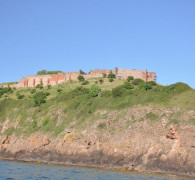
[17,94,24,99]
[112,86,124,97]
[42,116,50,126]
[57,88,63,93]
[101,90,111,97]
[103,73,107,78]
[139,82,153,91]
[108,73,116,79]
[127,76,134,82]
[95,81,98,84]
[123,81,134,90]
[31,89,36,94]
[37,70,47,75]
[74,86,89,93]
[46,92,50,96]
[36,84,43,89]
[146,81,157,86]
[47,85,51,89]
[109,78,114,82]
[99,79,104,84]
[77,75,85,82]
[89,85,101,97]
[0,87,13,98]
[33,92,47,106]
[81,80,89,85]
[132,78,144,85]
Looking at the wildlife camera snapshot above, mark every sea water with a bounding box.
[0,160,193,180]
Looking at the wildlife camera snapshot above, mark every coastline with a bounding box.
[0,148,194,178]
[0,156,194,179]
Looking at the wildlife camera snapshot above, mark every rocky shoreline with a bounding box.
[0,125,195,177]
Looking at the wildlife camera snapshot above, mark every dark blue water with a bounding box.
[0,160,193,180]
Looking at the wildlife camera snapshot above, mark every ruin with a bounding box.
[2,68,156,88]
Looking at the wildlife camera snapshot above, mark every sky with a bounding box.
[0,0,195,88]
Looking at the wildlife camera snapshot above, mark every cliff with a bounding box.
[0,78,194,176]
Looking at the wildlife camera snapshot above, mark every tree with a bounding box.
[37,70,47,75]
[132,78,144,85]
[127,76,134,82]
[123,81,134,89]
[108,73,116,79]
[103,73,107,78]
[99,79,104,84]
[36,84,43,89]
[33,92,48,106]
[77,75,85,82]
[112,86,124,97]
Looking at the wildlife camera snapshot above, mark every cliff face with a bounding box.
[0,80,194,176]
[0,106,195,176]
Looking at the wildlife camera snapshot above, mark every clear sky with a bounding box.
[0,0,195,88]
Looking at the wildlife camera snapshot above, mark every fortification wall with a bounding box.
[89,69,113,75]
[8,68,156,88]
[117,69,156,81]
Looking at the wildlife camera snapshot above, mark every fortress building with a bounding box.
[2,68,156,88]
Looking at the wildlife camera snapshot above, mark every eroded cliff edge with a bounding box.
[0,106,195,176]
[0,81,195,176]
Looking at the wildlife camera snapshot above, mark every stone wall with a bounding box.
[8,68,156,88]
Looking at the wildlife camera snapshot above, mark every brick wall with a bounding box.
[10,68,156,88]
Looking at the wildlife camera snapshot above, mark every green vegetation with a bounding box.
[0,77,194,138]
[108,73,116,79]
[77,75,85,82]
[37,70,62,75]
[81,80,89,85]
[127,76,134,82]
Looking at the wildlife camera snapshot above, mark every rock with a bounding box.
[166,127,179,140]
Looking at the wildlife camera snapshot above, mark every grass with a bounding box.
[0,78,194,137]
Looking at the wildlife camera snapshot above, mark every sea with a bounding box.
[0,160,194,180]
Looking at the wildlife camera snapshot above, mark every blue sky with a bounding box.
[0,0,195,88]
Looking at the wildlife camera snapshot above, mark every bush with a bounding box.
[36,84,43,89]
[139,82,153,91]
[109,78,114,82]
[123,81,134,90]
[0,87,13,98]
[112,86,124,97]
[31,89,36,94]
[146,81,157,86]
[101,90,111,97]
[99,79,104,84]
[57,88,63,93]
[81,80,89,85]
[95,81,98,84]
[33,92,47,106]
[73,86,89,95]
[37,70,47,75]
[127,76,134,82]
[17,94,24,99]
[77,75,85,82]
[42,116,50,126]
[108,73,116,79]
[132,78,144,85]
[103,73,107,78]
[47,85,51,89]
[89,85,101,97]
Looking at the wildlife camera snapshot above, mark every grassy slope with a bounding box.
[0,78,194,138]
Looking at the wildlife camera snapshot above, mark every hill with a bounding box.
[0,77,195,176]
